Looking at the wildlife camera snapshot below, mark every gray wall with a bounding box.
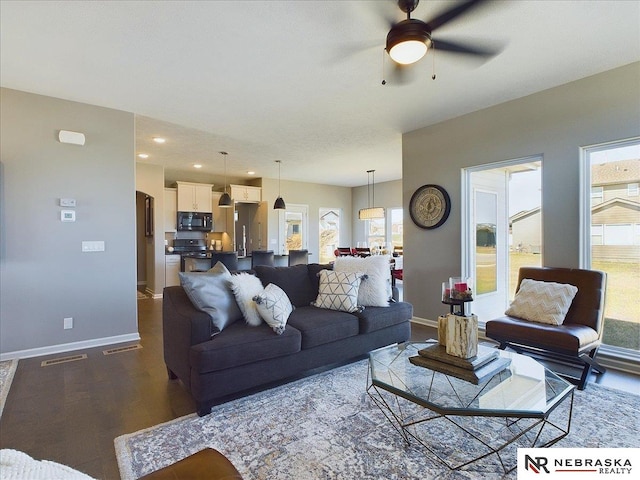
[0,88,138,357]
[262,177,353,263]
[403,62,640,322]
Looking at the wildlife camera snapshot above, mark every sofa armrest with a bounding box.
[163,286,212,387]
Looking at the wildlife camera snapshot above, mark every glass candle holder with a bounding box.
[442,282,451,301]
[449,277,473,301]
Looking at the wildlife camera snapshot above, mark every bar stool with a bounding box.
[288,249,309,266]
[251,250,274,268]
[211,251,239,272]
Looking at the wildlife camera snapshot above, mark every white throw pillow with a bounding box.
[253,283,293,335]
[505,278,578,325]
[334,255,391,307]
[228,273,264,326]
[312,270,364,313]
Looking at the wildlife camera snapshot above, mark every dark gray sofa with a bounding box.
[163,263,413,416]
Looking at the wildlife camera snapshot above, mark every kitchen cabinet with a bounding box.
[176,181,213,212]
[165,254,181,287]
[230,184,261,203]
[164,188,177,232]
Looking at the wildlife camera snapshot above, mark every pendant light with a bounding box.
[218,151,232,208]
[359,169,385,220]
[273,160,286,210]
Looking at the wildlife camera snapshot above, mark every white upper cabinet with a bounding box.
[230,184,261,203]
[176,181,213,212]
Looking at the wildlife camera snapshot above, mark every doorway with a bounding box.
[463,157,542,321]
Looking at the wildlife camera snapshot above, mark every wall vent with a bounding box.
[41,354,87,367]
[103,344,143,355]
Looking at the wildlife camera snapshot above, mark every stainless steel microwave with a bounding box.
[177,211,213,231]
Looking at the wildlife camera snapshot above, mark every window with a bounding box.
[582,138,640,356]
[591,186,603,205]
[319,208,340,264]
[389,208,403,248]
[367,218,385,251]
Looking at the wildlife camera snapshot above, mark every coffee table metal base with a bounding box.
[367,382,574,473]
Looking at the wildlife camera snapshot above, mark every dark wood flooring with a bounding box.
[1,296,638,479]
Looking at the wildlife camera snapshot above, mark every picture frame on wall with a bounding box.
[145,196,154,237]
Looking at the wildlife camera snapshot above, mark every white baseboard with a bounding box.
[0,333,141,361]
[145,287,163,299]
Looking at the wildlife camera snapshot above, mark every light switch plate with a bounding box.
[60,198,76,207]
[61,210,76,222]
[82,241,105,252]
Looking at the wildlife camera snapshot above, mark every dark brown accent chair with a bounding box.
[485,266,607,390]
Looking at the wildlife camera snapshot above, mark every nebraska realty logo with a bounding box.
[518,449,637,479]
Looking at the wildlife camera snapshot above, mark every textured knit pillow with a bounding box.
[253,283,294,335]
[312,270,364,313]
[505,278,578,325]
[178,262,243,334]
[228,272,264,326]
[334,255,391,306]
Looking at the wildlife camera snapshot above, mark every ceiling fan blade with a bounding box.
[424,0,489,32]
[432,38,502,58]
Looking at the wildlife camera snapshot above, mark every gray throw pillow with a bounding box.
[179,262,243,334]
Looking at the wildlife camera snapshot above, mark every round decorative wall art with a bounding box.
[409,184,451,229]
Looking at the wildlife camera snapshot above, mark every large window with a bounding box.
[319,208,340,264]
[582,139,640,355]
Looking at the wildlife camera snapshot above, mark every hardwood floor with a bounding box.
[1,296,638,479]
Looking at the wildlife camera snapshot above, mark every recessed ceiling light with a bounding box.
[137,153,149,159]
[193,164,202,169]
[247,171,255,175]
[153,137,166,144]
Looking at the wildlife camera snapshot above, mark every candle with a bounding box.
[454,282,467,292]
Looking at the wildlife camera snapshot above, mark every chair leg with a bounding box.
[577,348,606,390]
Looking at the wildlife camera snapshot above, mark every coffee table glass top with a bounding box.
[369,341,574,418]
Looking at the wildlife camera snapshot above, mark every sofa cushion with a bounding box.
[505,278,578,325]
[254,283,294,335]
[228,272,264,326]
[312,270,364,313]
[334,255,391,307]
[178,262,243,334]
[189,321,302,374]
[308,263,333,293]
[287,306,359,349]
[352,301,413,334]
[254,264,315,307]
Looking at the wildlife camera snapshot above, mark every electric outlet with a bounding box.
[64,317,73,329]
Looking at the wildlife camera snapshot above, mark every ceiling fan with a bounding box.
[382,0,500,82]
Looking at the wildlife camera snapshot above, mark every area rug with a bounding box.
[0,359,18,419]
[115,360,639,480]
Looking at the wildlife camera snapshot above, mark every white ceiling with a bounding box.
[1,1,639,187]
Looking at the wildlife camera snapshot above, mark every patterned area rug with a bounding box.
[0,359,18,419]
[115,360,639,480]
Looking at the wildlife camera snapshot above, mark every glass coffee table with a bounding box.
[367,341,575,473]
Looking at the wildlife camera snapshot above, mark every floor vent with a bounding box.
[103,344,143,355]
[41,354,87,367]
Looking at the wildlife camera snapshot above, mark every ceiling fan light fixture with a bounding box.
[386,19,431,65]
